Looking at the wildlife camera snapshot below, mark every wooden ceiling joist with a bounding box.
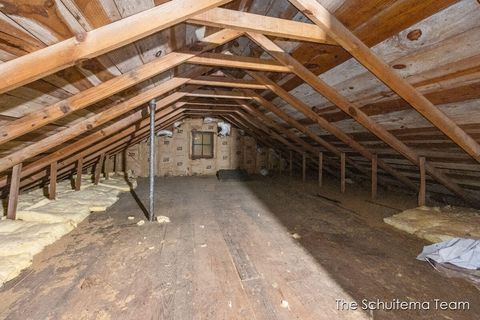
[287,0,480,163]
[188,76,267,89]
[187,53,291,72]
[185,89,253,100]
[246,32,477,205]
[0,0,233,94]
[188,7,337,45]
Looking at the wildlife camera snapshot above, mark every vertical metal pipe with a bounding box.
[418,156,426,207]
[149,99,156,222]
[302,152,306,182]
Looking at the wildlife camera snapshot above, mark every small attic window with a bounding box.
[192,131,214,159]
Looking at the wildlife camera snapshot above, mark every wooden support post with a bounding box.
[318,152,323,187]
[94,153,105,185]
[302,153,306,182]
[340,152,346,193]
[49,161,58,200]
[7,163,22,220]
[289,151,293,177]
[113,154,118,175]
[371,154,378,200]
[75,158,83,191]
[105,156,111,180]
[418,156,426,206]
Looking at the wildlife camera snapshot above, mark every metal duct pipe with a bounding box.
[148,99,156,222]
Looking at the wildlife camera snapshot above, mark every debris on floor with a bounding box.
[384,206,480,243]
[127,216,135,220]
[280,300,290,310]
[0,174,136,287]
[156,216,170,224]
[136,220,145,226]
[291,233,301,239]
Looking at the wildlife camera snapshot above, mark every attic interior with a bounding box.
[0,0,480,319]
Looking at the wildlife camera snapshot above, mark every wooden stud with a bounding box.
[49,161,58,200]
[94,154,105,185]
[371,154,378,200]
[418,156,426,207]
[105,156,111,180]
[340,152,346,193]
[114,154,119,176]
[289,151,293,177]
[6,163,22,220]
[302,153,306,182]
[318,152,323,187]
[75,158,83,191]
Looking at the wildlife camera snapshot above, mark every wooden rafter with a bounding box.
[287,0,480,163]
[0,29,242,146]
[246,71,417,191]
[16,109,184,191]
[246,32,477,206]
[0,0,232,94]
[0,68,208,174]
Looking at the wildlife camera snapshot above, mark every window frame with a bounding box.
[191,131,214,160]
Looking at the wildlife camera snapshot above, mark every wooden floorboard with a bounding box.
[0,175,479,319]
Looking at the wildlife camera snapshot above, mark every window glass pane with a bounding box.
[203,145,213,157]
[193,133,202,144]
[193,145,202,157]
[202,133,212,144]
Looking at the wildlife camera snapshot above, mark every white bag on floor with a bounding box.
[417,238,480,270]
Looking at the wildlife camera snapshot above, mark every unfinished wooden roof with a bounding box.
[0,0,479,206]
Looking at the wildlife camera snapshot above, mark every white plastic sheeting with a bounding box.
[203,117,220,124]
[157,130,173,137]
[417,238,480,270]
[217,121,231,137]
